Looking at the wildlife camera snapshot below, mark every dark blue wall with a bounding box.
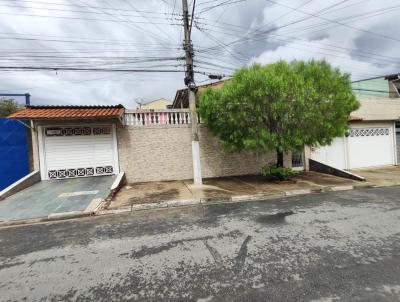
[0,118,29,190]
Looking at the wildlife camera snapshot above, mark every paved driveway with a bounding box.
[352,166,400,186]
[1,187,400,301]
[0,176,115,222]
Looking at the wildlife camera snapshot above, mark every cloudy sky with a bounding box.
[0,0,399,107]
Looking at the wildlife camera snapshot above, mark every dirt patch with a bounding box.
[129,188,180,204]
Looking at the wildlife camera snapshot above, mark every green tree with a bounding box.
[0,98,22,117]
[198,60,360,166]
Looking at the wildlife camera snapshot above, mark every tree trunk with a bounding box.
[277,149,284,167]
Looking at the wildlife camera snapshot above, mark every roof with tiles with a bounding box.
[8,105,125,120]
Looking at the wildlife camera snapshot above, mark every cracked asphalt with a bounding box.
[1,186,400,301]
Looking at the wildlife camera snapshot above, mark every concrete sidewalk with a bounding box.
[351,166,400,187]
[109,171,370,210]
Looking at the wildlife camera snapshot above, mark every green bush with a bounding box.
[261,164,298,181]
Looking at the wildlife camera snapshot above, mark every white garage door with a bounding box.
[41,125,118,180]
[348,127,394,169]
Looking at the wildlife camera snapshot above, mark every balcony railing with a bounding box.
[124,109,195,126]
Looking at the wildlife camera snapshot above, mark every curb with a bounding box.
[0,210,93,228]
[0,182,388,228]
[47,211,92,221]
[0,217,46,228]
[98,183,382,215]
[329,185,354,191]
[100,188,326,215]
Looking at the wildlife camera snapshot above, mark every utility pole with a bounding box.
[182,0,202,185]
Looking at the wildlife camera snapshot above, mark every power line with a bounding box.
[121,0,180,43]
[265,0,400,43]
[198,0,353,53]
[0,66,185,72]
[189,0,196,37]
[0,4,181,19]
[196,21,400,65]
[0,0,178,15]
[198,0,247,14]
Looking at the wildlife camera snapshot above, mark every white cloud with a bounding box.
[0,0,398,106]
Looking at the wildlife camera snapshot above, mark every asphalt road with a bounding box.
[1,187,400,302]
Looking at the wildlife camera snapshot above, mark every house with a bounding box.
[9,104,283,183]
[137,98,173,110]
[352,74,400,98]
[308,98,400,170]
[9,73,398,185]
[310,74,400,170]
[172,81,225,108]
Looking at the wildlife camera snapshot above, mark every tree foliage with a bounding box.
[0,98,22,117]
[198,60,359,157]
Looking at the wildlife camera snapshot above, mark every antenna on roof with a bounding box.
[135,98,145,109]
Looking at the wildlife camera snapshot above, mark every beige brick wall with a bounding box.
[198,127,276,178]
[118,125,278,183]
[117,125,194,183]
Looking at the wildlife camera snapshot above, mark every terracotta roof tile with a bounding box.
[8,105,125,120]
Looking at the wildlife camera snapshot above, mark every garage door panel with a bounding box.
[43,125,117,179]
[348,127,394,169]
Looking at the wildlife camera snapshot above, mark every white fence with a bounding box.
[124,109,196,127]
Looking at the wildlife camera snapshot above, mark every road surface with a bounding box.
[1,187,400,301]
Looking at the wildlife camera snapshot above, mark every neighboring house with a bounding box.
[309,98,400,170]
[173,74,400,171]
[137,98,172,110]
[172,81,225,108]
[352,74,400,98]
[311,73,400,170]
[173,74,400,108]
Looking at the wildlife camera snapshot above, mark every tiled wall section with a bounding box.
[118,125,279,183]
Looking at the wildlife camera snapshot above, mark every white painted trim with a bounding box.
[111,172,125,191]
[37,126,47,180]
[112,124,120,175]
